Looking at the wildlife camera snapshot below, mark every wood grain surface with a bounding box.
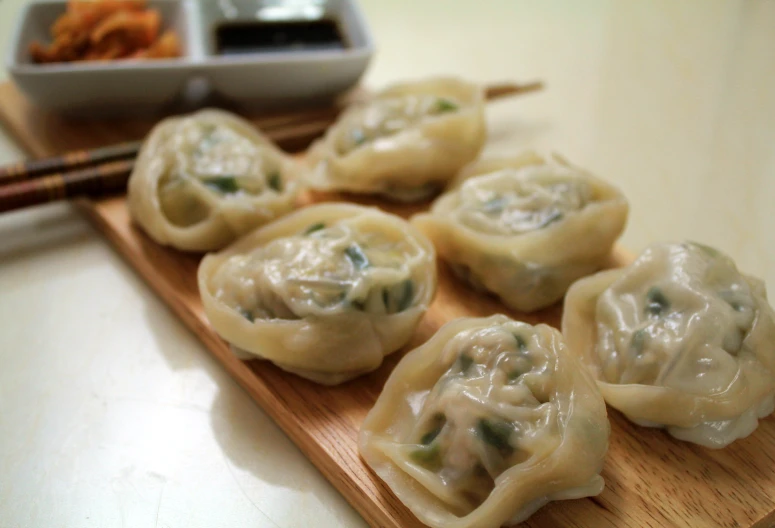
[1,85,774,528]
[0,82,354,157]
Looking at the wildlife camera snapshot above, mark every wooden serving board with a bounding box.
[0,82,358,155]
[1,85,774,528]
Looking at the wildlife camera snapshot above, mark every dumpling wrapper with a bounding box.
[306,77,486,202]
[360,315,609,528]
[412,151,629,312]
[562,241,775,448]
[128,108,302,252]
[198,203,437,385]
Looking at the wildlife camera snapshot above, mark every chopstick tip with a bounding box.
[485,80,545,101]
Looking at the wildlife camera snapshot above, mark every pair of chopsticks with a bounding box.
[0,81,543,214]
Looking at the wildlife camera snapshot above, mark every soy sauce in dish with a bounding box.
[215,20,347,55]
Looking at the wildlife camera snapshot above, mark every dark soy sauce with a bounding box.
[215,20,347,55]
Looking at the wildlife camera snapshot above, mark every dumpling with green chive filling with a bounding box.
[562,241,775,448]
[306,77,486,202]
[359,315,609,528]
[197,203,437,385]
[412,151,629,312]
[128,109,301,252]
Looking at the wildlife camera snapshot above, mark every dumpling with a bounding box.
[562,241,775,448]
[412,151,629,312]
[128,109,301,251]
[198,203,437,385]
[306,77,486,202]
[359,315,609,528]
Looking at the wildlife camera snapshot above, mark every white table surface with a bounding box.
[1,1,773,527]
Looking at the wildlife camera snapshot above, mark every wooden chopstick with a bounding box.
[0,159,134,213]
[0,140,141,185]
[485,81,543,100]
[0,80,543,213]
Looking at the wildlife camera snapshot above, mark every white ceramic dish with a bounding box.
[6,0,374,116]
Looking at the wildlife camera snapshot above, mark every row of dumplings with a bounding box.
[128,77,488,252]
[126,77,775,528]
[359,242,773,528]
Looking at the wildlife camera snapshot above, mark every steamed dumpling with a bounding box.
[306,77,486,202]
[562,241,775,448]
[198,203,437,385]
[128,109,301,251]
[412,151,629,312]
[359,315,609,528]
